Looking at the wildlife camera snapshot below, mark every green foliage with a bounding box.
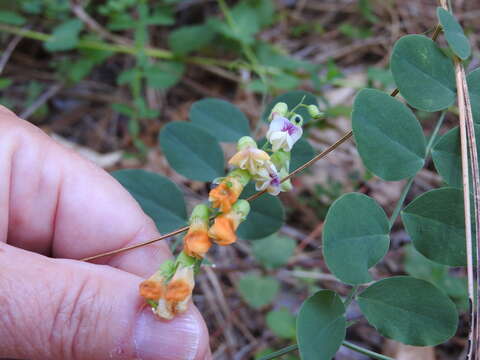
[296,290,346,360]
[437,7,471,60]
[0,10,26,25]
[357,276,458,346]
[467,68,480,123]
[238,273,279,309]
[266,308,296,339]
[112,169,187,233]
[44,19,84,52]
[189,98,250,142]
[252,233,296,269]
[159,122,225,181]
[147,62,185,90]
[238,184,285,239]
[323,193,390,284]
[290,138,315,173]
[401,187,467,266]
[262,91,318,123]
[432,125,480,188]
[352,88,426,180]
[404,244,468,311]
[168,24,215,56]
[391,35,456,111]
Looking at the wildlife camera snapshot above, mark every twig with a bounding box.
[20,83,63,119]
[439,1,479,358]
[0,32,23,74]
[70,1,131,46]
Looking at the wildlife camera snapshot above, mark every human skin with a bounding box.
[0,105,211,360]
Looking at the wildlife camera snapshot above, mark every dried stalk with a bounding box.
[439,1,480,358]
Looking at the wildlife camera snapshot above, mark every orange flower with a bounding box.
[155,266,195,320]
[208,199,250,246]
[208,180,239,213]
[208,215,236,245]
[184,230,211,258]
[208,169,250,213]
[139,279,164,301]
[183,204,212,259]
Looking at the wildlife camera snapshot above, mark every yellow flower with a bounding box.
[208,200,250,246]
[183,204,212,259]
[208,169,250,213]
[228,136,270,175]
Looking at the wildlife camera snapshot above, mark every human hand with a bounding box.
[0,106,210,360]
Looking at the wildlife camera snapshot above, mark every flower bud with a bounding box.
[208,200,250,245]
[307,104,323,119]
[237,136,257,151]
[183,204,212,259]
[269,102,288,120]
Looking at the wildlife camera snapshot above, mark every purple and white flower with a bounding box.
[254,161,281,196]
[266,114,303,152]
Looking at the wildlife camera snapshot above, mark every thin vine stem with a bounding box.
[342,341,395,360]
[257,341,396,360]
[257,344,298,360]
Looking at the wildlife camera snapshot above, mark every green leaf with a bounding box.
[358,276,458,346]
[390,34,456,111]
[168,24,215,56]
[262,91,318,123]
[467,68,480,124]
[401,187,467,266]
[159,122,225,181]
[437,7,471,60]
[189,98,250,142]
[146,62,185,90]
[323,193,390,285]
[403,244,468,311]
[0,78,12,90]
[0,10,26,25]
[112,169,187,233]
[238,274,279,309]
[290,138,315,172]
[297,290,346,360]
[44,19,84,52]
[238,184,285,239]
[266,308,296,339]
[352,88,426,180]
[432,125,480,188]
[252,233,295,269]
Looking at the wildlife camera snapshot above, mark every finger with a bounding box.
[0,106,169,277]
[0,243,210,360]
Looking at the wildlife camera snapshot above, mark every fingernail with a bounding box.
[134,308,201,360]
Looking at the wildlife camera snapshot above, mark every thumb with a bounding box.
[0,243,210,360]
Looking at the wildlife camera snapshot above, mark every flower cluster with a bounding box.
[139,101,320,319]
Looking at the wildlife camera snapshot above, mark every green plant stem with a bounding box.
[342,341,395,360]
[258,341,396,360]
[0,23,264,71]
[258,344,298,360]
[388,111,446,229]
[343,285,359,307]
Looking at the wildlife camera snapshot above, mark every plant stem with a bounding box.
[342,341,395,360]
[257,344,298,360]
[388,110,446,229]
[343,285,359,307]
[258,341,396,360]
[0,23,262,71]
